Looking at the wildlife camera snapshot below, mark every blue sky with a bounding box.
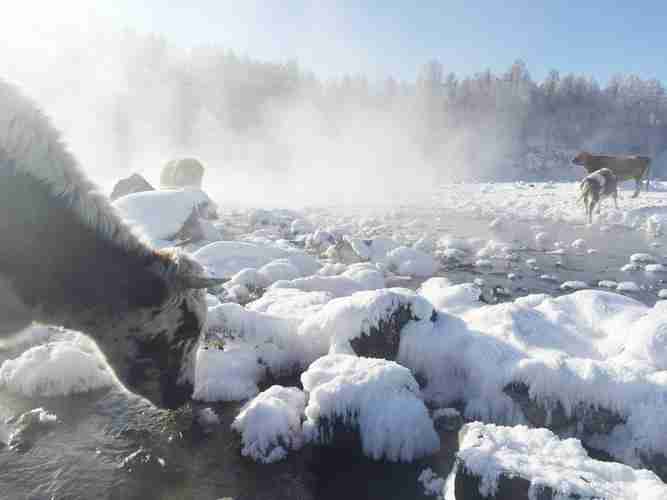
[5,1,666,84]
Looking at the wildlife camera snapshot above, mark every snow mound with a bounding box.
[617,281,641,292]
[192,241,288,278]
[418,279,482,315]
[231,385,306,463]
[204,303,304,383]
[301,354,439,461]
[247,288,333,321]
[113,188,216,242]
[346,237,401,262]
[0,337,113,397]
[271,263,385,297]
[560,280,588,290]
[455,422,667,500]
[193,345,264,402]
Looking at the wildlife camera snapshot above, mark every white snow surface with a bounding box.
[270,262,385,297]
[301,354,439,461]
[455,422,667,500]
[192,241,289,278]
[432,182,667,233]
[231,385,306,463]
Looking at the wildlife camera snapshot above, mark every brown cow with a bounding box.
[572,151,651,198]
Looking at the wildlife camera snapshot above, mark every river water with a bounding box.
[1,212,665,500]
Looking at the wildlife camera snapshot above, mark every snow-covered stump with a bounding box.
[301,355,440,462]
[503,382,625,435]
[452,423,667,500]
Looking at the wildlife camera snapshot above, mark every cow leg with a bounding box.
[589,198,598,223]
[633,178,640,198]
[597,198,603,214]
[614,192,619,209]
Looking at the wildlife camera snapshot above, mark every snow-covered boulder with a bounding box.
[305,229,336,252]
[384,246,439,277]
[113,188,217,243]
[298,288,435,361]
[160,157,205,189]
[301,354,439,461]
[109,173,154,201]
[418,279,482,315]
[290,219,314,236]
[231,385,306,463]
[452,423,667,500]
[0,337,113,397]
[630,253,657,264]
[246,288,333,321]
[347,237,401,262]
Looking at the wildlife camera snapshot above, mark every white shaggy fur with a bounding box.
[0,80,150,258]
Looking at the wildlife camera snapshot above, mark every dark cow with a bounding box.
[579,168,618,223]
[0,79,223,409]
[572,151,651,198]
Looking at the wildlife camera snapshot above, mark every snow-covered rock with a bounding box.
[298,288,435,360]
[630,253,657,264]
[384,246,439,277]
[560,280,588,291]
[617,281,641,293]
[301,354,439,461]
[452,423,667,500]
[113,188,216,242]
[0,337,113,397]
[418,279,482,315]
[231,385,306,463]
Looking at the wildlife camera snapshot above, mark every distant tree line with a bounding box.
[109,33,667,180]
